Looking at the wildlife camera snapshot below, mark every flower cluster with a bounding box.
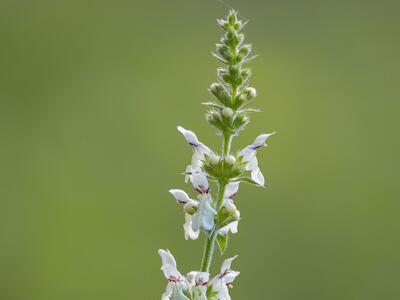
[159,249,239,300]
[158,10,275,300]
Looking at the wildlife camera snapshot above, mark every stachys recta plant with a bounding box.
[158,10,276,300]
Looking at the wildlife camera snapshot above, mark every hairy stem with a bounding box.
[201,134,232,272]
[200,182,226,272]
[200,227,218,272]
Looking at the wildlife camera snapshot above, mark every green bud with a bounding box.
[229,66,241,81]
[233,93,247,109]
[209,82,230,106]
[217,68,232,85]
[233,21,242,31]
[216,43,233,63]
[226,30,240,48]
[245,87,257,99]
[209,153,220,165]
[237,44,252,62]
[206,109,224,131]
[232,112,250,132]
[228,10,237,26]
[225,155,236,165]
[221,107,234,118]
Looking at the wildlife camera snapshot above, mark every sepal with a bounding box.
[217,234,228,254]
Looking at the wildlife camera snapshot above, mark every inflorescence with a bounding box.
[158,10,275,300]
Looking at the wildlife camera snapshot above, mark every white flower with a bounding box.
[210,256,240,300]
[187,272,209,300]
[158,250,209,300]
[238,132,276,186]
[158,249,189,300]
[169,188,217,239]
[183,213,200,240]
[219,182,240,236]
[191,172,209,194]
[191,194,217,232]
[177,126,213,182]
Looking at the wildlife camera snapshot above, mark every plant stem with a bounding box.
[200,132,232,272]
[200,182,226,272]
[223,134,233,158]
[200,228,218,272]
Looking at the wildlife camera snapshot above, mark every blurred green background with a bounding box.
[1,0,399,299]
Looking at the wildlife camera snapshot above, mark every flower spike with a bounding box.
[158,10,276,300]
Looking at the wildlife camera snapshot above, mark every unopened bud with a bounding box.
[221,107,234,118]
[228,10,237,25]
[209,153,220,165]
[246,87,257,99]
[210,83,221,95]
[225,155,236,165]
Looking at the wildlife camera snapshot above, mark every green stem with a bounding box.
[223,134,233,158]
[200,229,218,272]
[200,136,232,272]
[200,30,239,274]
[200,182,226,272]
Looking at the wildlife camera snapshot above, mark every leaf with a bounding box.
[206,285,219,300]
[217,234,228,254]
[233,176,264,187]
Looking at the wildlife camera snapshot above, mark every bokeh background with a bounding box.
[1,0,399,299]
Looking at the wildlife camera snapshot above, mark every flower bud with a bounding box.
[241,68,251,82]
[210,83,221,95]
[216,43,233,63]
[226,30,240,47]
[238,44,251,57]
[206,109,225,131]
[246,87,257,99]
[229,65,240,80]
[210,82,230,106]
[232,113,250,132]
[209,153,220,165]
[228,10,237,26]
[225,155,236,165]
[221,107,234,118]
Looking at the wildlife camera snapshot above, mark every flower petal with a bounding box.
[169,189,191,204]
[177,126,200,146]
[251,167,265,186]
[191,172,209,194]
[221,255,238,274]
[239,132,275,159]
[183,213,200,240]
[224,270,240,284]
[251,132,276,149]
[224,182,240,199]
[191,195,217,232]
[219,220,239,236]
[158,249,182,280]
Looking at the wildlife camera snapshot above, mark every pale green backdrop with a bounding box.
[1,0,399,299]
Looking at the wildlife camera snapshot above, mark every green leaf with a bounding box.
[217,234,228,254]
[234,176,264,187]
[206,285,219,300]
